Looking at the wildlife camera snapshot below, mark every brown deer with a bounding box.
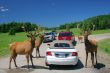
[34,34,44,57]
[78,36,83,43]
[9,26,39,69]
[78,32,83,43]
[83,31,98,67]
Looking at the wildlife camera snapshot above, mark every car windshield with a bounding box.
[59,32,72,36]
[54,43,70,47]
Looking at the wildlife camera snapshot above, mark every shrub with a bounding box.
[9,28,16,35]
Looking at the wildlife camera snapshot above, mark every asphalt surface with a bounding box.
[0,33,110,73]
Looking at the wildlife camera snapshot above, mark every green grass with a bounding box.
[92,29,110,35]
[0,32,27,57]
[70,28,81,35]
[98,38,110,55]
[0,28,110,57]
[70,28,110,36]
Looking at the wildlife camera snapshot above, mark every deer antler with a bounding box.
[21,25,32,36]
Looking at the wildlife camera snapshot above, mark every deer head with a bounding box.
[37,26,44,40]
[22,25,39,44]
[83,30,92,40]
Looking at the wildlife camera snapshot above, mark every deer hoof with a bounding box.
[85,66,87,68]
[9,67,11,69]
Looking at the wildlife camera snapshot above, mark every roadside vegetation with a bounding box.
[98,38,110,56]
[0,28,110,57]
[0,32,27,57]
[0,14,110,57]
[58,14,110,31]
[70,28,110,36]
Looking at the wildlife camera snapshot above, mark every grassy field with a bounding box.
[0,28,110,57]
[0,32,27,57]
[98,38,110,56]
[70,28,110,36]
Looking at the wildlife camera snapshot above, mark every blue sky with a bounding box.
[0,0,110,27]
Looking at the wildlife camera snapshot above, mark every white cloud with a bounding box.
[1,9,8,11]
[0,6,9,12]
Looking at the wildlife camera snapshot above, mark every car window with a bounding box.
[54,43,70,47]
[59,32,72,36]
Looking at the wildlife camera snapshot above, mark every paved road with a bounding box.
[0,33,110,73]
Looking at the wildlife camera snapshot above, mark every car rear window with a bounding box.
[59,32,72,36]
[54,43,70,47]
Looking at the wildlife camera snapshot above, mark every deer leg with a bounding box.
[95,51,98,64]
[85,52,88,67]
[9,51,15,69]
[9,56,13,69]
[26,55,29,69]
[36,48,38,57]
[91,52,94,67]
[38,48,41,57]
[13,54,18,68]
[30,54,35,68]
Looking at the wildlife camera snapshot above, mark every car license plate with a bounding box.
[59,54,65,58]
[55,53,66,58]
[62,37,66,40]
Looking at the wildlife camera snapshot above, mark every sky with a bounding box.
[0,0,110,27]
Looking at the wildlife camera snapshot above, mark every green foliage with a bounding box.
[9,28,16,35]
[58,14,110,31]
[0,22,38,33]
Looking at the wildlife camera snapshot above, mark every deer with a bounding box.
[78,32,83,43]
[34,34,44,58]
[78,36,83,43]
[34,27,45,58]
[83,31,98,68]
[9,26,39,69]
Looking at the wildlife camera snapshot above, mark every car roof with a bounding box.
[49,40,74,48]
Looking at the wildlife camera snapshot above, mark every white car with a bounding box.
[45,40,78,69]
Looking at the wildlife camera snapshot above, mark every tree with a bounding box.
[9,28,16,35]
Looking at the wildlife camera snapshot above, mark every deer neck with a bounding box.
[39,36,44,43]
[84,37,90,46]
[30,40,35,49]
